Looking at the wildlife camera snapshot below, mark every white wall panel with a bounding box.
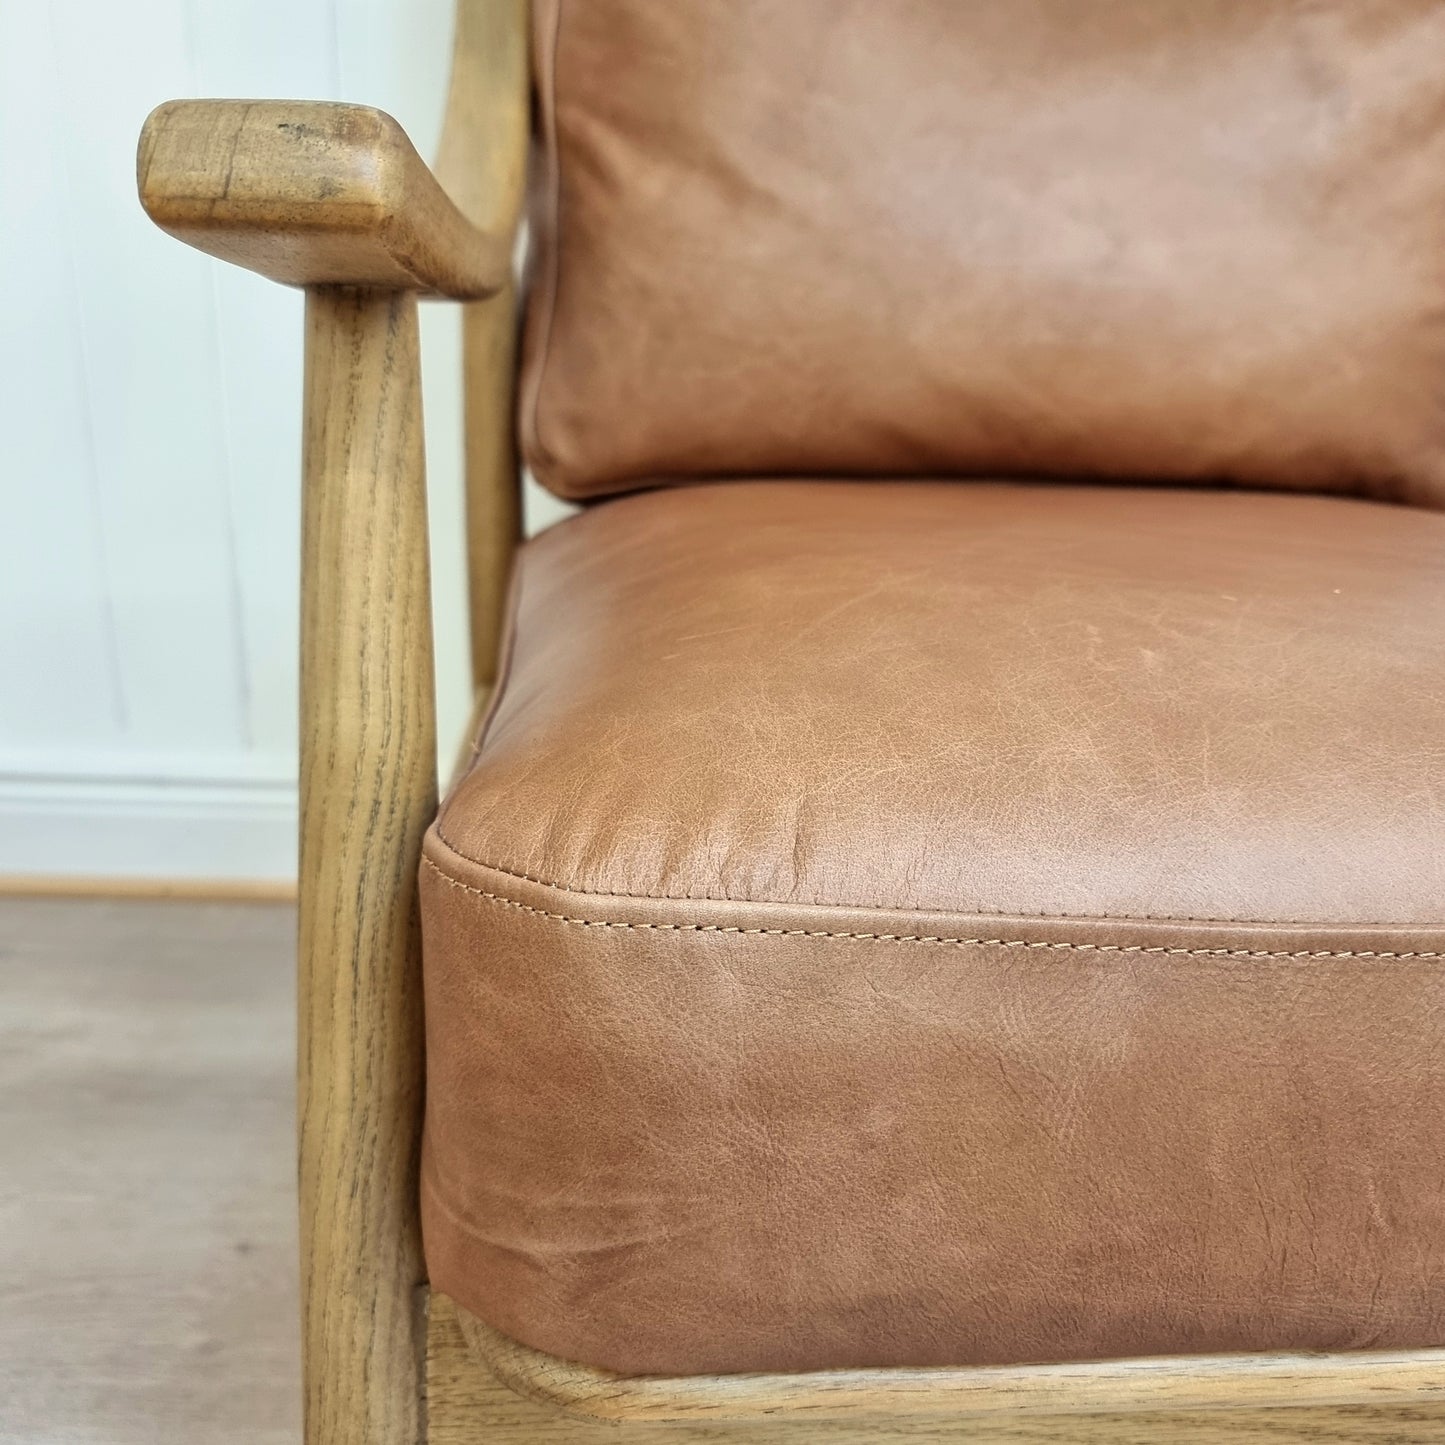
[0,1,125,749]
[0,0,489,881]
[183,0,337,764]
[45,0,250,750]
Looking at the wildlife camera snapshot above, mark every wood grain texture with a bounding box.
[461,285,520,689]
[435,0,527,689]
[298,287,436,1445]
[458,1306,1445,1427]
[434,0,530,237]
[428,1296,1445,1443]
[137,99,514,297]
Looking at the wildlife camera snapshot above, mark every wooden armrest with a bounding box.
[137,99,515,298]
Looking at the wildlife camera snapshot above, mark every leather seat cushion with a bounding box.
[523,0,1445,508]
[420,480,1445,1375]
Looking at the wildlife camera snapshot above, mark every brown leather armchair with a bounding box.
[138,2,1445,1441]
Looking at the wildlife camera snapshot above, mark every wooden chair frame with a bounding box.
[137,3,1445,1440]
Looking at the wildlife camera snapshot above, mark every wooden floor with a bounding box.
[0,898,301,1444]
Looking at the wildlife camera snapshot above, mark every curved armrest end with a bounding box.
[138,98,512,298]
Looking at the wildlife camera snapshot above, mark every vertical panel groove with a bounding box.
[42,1,130,734]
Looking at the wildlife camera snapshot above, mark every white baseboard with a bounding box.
[0,770,297,882]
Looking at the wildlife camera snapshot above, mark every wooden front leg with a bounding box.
[298,287,436,1445]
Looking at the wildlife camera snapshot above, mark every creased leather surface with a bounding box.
[421,481,1445,1375]
[437,482,1445,926]
[524,0,1445,507]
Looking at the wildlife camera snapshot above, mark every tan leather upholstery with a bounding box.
[524,0,1445,507]
[421,481,1445,1375]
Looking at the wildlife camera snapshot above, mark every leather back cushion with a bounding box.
[522,0,1445,507]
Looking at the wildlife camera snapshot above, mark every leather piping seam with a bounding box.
[438,520,1445,937]
[419,859,1443,960]
[428,830,1445,931]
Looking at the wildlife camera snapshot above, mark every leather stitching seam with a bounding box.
[428,830,1445,930]
[420,859,1443,960]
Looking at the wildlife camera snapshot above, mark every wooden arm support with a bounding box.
[137,99,515,297]
[136,10,525,1443]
